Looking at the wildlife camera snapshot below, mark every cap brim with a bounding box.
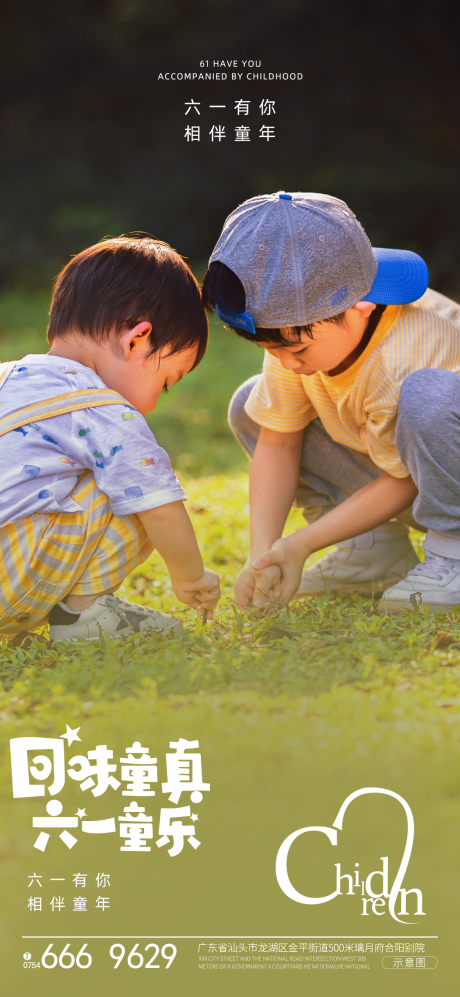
[362,248,429,305]
[215,303,256,335]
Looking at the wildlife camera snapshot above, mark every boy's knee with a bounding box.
[398,368,460,435]
[228,375,261,434]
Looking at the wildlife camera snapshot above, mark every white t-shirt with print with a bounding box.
[0,355,186,527]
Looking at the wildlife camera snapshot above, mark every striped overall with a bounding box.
[0,362,152,634]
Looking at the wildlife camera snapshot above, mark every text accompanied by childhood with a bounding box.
[184,98,277,143]
[158,58,303,81]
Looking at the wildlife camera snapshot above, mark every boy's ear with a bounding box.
[118,322,152,359]
[352,301,377,317]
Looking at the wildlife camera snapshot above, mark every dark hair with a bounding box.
[202,261,354,344]
[48,236,208,369]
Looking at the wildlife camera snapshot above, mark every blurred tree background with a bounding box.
[1,0,460,288]
[0,0,459,472]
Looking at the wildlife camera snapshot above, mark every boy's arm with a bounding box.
[253,472,418,603]
[234,427,304,607]
[138,502,220,617]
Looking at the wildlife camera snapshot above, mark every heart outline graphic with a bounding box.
[276,787,417,923]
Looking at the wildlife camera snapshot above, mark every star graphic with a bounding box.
[190,813,199,822]
[75,808,86,818]
[60,725,81,746]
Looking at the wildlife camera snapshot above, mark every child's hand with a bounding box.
[234,561,282,608]
[253,535,305,605]
[171,568,221,619]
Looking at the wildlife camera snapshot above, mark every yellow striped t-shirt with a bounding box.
[244,289,460,478]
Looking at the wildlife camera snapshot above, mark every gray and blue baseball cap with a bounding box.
[209,192,429,334]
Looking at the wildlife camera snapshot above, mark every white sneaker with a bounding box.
[50,593,183,642]
[379,550,460,613]
[294,522,419,597]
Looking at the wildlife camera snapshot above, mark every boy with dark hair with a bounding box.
[203,191,460,612]
[0,236,220,640]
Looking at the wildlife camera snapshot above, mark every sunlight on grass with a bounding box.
[1,470,459,762]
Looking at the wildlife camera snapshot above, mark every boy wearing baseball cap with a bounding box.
[202,191,460,612]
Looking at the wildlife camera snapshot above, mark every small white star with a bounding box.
[190,813,199,822]
[60,725,81,746]
[75,808,86,818]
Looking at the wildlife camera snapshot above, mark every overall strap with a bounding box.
[0,360,16,390]
[0,386,134,438]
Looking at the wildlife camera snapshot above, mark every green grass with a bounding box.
[0,288,459,752]
[0,472,459,757]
